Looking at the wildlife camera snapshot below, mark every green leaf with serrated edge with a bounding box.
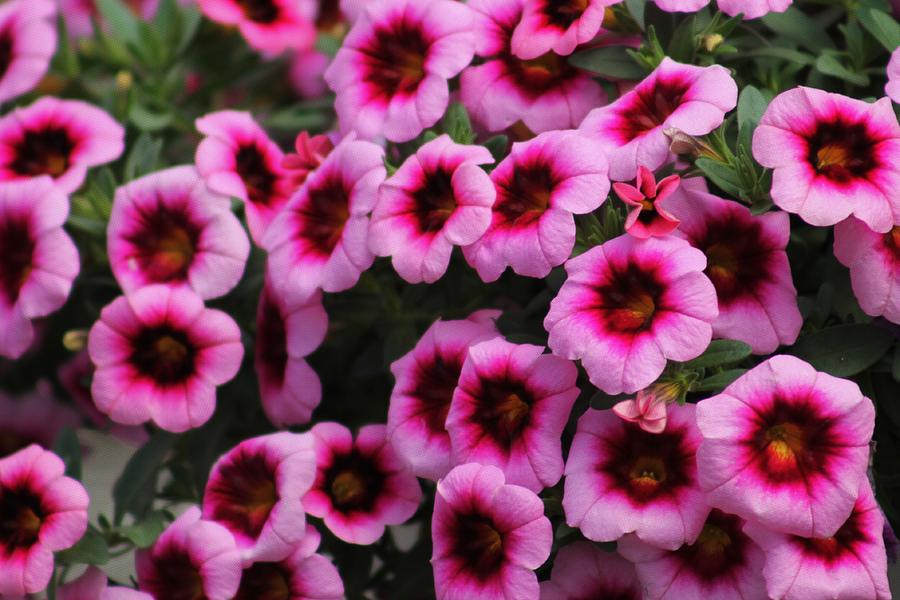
[113,431,174,523]
[569,45,648,79]
[789,324,894,377]
[56,529,108,566]
[119,510,168,548]
[693,369,747,392]
[682,339,752,369]
[52,428,81,481]
[858,8,900,52]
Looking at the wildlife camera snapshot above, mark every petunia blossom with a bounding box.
[263,136,385,303]
[0,0,56,105]
[833,217,900,325]
[579,57,737,181]
[510,0,612,59]
[195,0,317,54]
[304,423,422,545]
[539,541,641,600]
[370,134,495,283]
[136,506,242,600]
[696,355,875,538]
[752,87,900,232]
[88,285,244,433]
[463,130,610,281]
[563,404,708,550]
[0,97,124,193]
[612,384,673,434]
[324,0,475,142]
[545,235,717,395]
[445,337,579,492]
[653,0,791,18]
[255,281,328,427]
[289,48,331,100]
[0,384,80,458]
[195,110,295,244]
[387,310,500,480]
[744,479,891,600]
[431,463,552,600]
[108,165,250,300]
[0,177,79,360]
[613,166,681,239]
[58,566,152,600]
[888,47,900,104]
[666,186,802,354]
[0,445,89,597]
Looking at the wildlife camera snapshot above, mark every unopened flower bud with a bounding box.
[702,33,725,52]
[63,329,88,352]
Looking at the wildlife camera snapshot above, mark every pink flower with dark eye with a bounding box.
[195,110,295,245]
[108,166,250,300]
[196,0,317,54]
[136,506,242,600]
[387,310,500,480]
[58,566,152,600]
[0,97,124,193]
[545,235,717,395]
[432,462,552,600]
[264,136,385,303]
[0,384,80,458]
[87,285,244,433]
[289,48,330,100]
[324,0,475,142]
[696,355,875,538]
[460,0,606,134]
[446,337,579,492]
[653,0,791,18]
[0,0,56,105]
[463,130,610,281]
[0,177,79,360]
[511,0,613,59]
[753,87,900,232]
[304,423,422,545]
[0,445,89,597]
[888,48,900,104]
[370,135,495,283]
[613,166,681,239]
[579,58,737,181]
[282,131,333,178]
[618,509,767,599]
[666,187,802,354]
[612,384,674,434]
[744,480,891,600]
[563,405,708,550]
[255,281,328,428]
[834,217,900,325]
[203,432,316,564]
[540,541,641,600]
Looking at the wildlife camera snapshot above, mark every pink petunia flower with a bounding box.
[445,337,579,492]
[195,0,317,54]
[108,165,250,300]
[888,48,900,104]
[539,541,641,600]
[0,384,80,457]
[545,235,717,395]
[579,58,737,181]
[0,0,56,105]
[618,509,767,599]
[0,177,79,360]
[834,217,900,325]
[281,131,333,179]
[58,566,152,600]
[563,404,708,550]
[431,463,552,600]
[195,110,295,245]
[614,166,681,239]
[263,136,385,303]
[510,0,612,59]
[304,422,422,545]
[87,285,244,433]
[461,0,606,134]
[136,506,242,600]
[696,355,875,538]
[370,134,495,283]
[324,0,475,142]
[753,87,900,233]
[666,187,802,354]
[289,48,331,100]
[612,383,676,434]
[203,432,316,564]
[0,445,89,597]
[387,310,500,480]
[0,97,124,193]
[744,479,891,600]
[653,0,791,18]
[255,281,328,427]
[463,130,611,281]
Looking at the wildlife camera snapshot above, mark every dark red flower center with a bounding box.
[806,119,877,183]
[0,30,13,80]
[316,0,343,30]
[452,514,505,579]
[131,326,196,384]
[323,451,384,512]
[543,0,589,29]
[594,263,665,334]
[473,379,534,446]
[363,20,430,99]
[205,450,279,541]
[236,144,279,207]
[0,215,34,306]
[496,163,555,228]
[298,177,351,256]
[794,501,869,563]
[142,546,206,600]
[237,0,279,23]
[11,127,75,178]
[676,510,749,580]
[411,168,457,234]
[508,49,581,96]
[256,291,289,387]
[0,486,44,552]
[235,561,293,600]
[616,76,690,142]
[126,204,200,283]
[410,351,464,433]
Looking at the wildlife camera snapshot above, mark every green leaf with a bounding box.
[124,134,163,181]
[762,8,833,52]
[442,102,474,145]
[625,0,645,28]
[176,7,202,56]
[128,103,173,132]
[96,0,141,45]
[682,339,752,369]
[484,135,509,162]
[737,85,768,133]
[568,45,648,80]
[815,54,870,86]
[57,529,108,566]
[858,8,900,52]
[67,214,107,236]
[695,158,744,198]
[693,369,747,392]
[265,106,331,131]
[53,13,80,77]
[52,428,82,481]
[789,324,894,377]
[119,510,169,548]
[113,431,175,524]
